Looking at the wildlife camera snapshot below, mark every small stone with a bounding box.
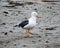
[5,14,7,16]
[18,11,21,13]
[37,36,41,38]
[2,23,6,25]
[9,30,13,33]
[46,41,49,43]
[32,41,36,43]
[24,36,33,38]
[25,17,27,19]
[34,8,37,11]
[3,11,8,14]
[45,27,56,30]
[46,28,53,30]
[2,32,4,33]
[25,2,34,5]
[45,34,48,36]
[47,6,52,9]
[4,32,7,35]
[22,45,27,47]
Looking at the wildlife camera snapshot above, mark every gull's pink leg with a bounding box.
[26,29,33,35]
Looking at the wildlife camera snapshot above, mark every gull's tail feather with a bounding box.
[13,25,19,27]
[13,24,21,27]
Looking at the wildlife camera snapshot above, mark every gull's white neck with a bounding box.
[29,16,36,24]
[30,16,36,21]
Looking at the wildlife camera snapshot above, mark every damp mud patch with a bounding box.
[9,1,38,6]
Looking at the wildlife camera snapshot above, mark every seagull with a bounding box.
[14,11,41,35]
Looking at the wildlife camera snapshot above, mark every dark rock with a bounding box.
[2,23,6,25]
[53,12,56,13]
[32,41,36,43]
[37,36,41,38]
[24,35,33,38]
[45,27,54,30]
[45,27,57,30]
[45,34,48,36]
[25,17,27,19]
[2,32,4,33]
[25,2,34,5]
[18,11,21,14]
[22,45,27,47]
[9,2,24,6]
[5,14,7,16]
[46,41,49,43]
[3,5,15,7]
[9,2,37,6]
[3,11,8,14]
[38,40,41,42]
[4,32,7,35]
[9,30,13,33]
[9,1,14,4]
[47,6,52,9]
[34,8,37,11]
[13,25,18,27]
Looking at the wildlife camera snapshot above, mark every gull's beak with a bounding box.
[36,16,41,18]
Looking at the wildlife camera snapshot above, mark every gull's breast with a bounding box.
[23,18,36,29]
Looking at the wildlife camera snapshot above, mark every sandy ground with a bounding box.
[0,0,60,48]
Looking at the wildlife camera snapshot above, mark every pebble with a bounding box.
[2,23,6,25]
[4,32,7,35]
[46,41,49,43]
[3,11,8,14]
[45,27,55,30]
[47,6,52,9]
[9,30,13,33]
[32,40,36,43]
[22,45,27,47]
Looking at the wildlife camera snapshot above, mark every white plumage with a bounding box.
[24,13,37,29]
[14,11,41,35]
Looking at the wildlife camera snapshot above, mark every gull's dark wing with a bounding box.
[18,20,29,28]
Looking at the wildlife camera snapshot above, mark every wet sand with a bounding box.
[0,0,60,48]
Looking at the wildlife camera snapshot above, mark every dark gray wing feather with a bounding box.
[14,20,29,28]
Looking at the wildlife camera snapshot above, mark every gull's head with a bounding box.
[31,11,41,18]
